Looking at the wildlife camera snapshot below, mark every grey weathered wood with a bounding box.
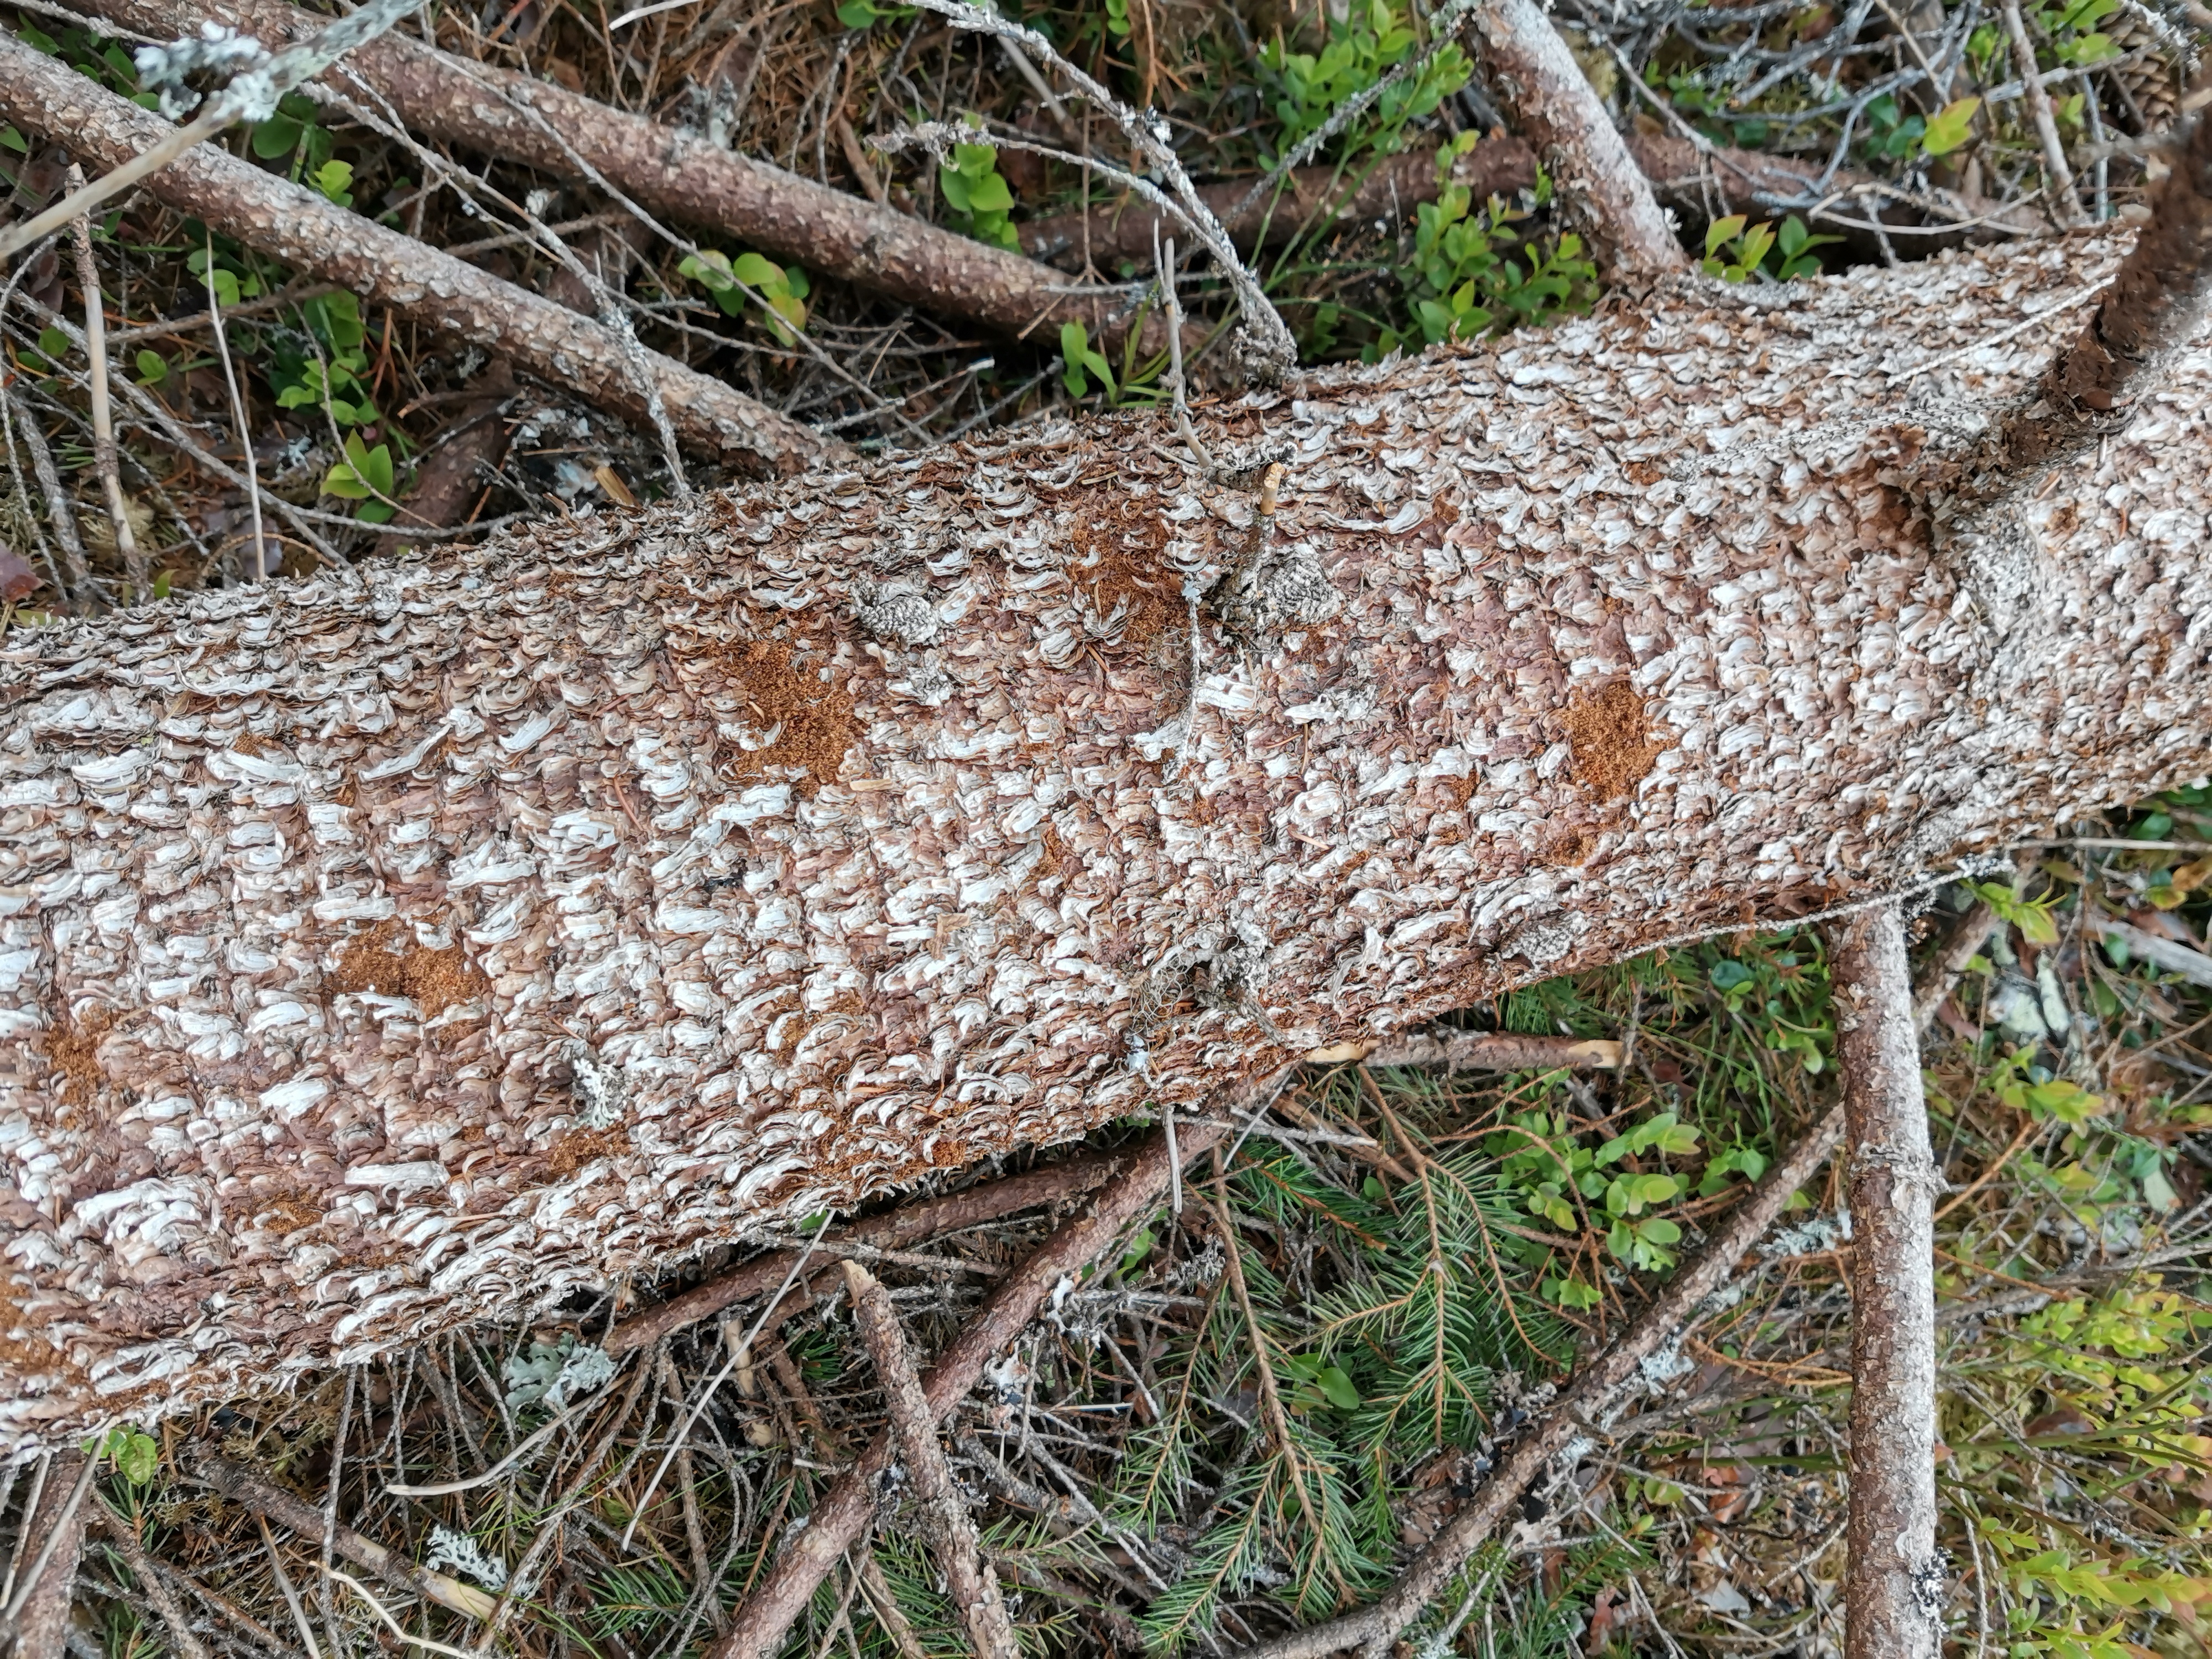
[0,229,2206,1454]
[1833,903,1943,1659]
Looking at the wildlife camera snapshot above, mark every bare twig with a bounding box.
[3,370,91,603]
[710,1118,1237,1659]
[607,1152,1123,1355]
[1472,0,1689,277]
[187,1450,500,1623]
[844,1260,1019,1659]
[0,1450,93,1658]
[77,0,1168,360]
[201,232,267,581]
[1830,903,1942,1659]
[0,0,426,260]
[95,1506,213,1659]
[64,168,143,591]
[1999,0,2085,226]
[255,1516,323,1659]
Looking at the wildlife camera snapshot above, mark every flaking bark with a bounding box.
[0,229,2208,1454]
[0,34,833,475]
[1832,904,1944,1659]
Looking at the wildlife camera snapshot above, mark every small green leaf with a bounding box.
[312,159,354,205]
[1704,214,1747,257]
[1315,1365,1360,1410]
[1922,96,1980,156]
[134,349,167,384]
[117,1430,159,1486]
[252,115,304,159]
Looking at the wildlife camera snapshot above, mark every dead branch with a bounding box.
[2000,0,2087,226]
[1830,903,1943,1659]
[607,1151,1123,1356]
[92,1506,212,1659]
[80,0,1170,361]
[1470,0,1688,277]
[1233,1103,1848,1659]
[709,1120,1230,1659]
[844,1260,1020,1659]
[2001,63,2212,467]
[1313,1032,1624,1071]
[1020,135,2036,273]
[0,1451,91,1659]
[63,170,142,590]
[0,33,837,476]
[1914,853,2037,1032]
[185,1450,500,1624]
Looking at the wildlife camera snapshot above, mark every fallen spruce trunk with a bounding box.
[77,0,1167,357]
[0,229,2206,1453]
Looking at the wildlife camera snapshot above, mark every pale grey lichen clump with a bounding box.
[0,231,2206,1451]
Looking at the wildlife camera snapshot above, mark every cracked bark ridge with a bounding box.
[0,34,834,476]
[0,231,2208,1454]
[1831,903,1943,1659]
[2003,81,2212,469]
[78,0,1172,362]
[1470,0,1688,279]
[844,1260,1020,1659]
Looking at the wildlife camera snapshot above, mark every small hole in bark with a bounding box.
[46,1007,116,1103]
[708,638,857,797]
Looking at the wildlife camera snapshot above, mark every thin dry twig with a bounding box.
[64,167,143,590]
[844,1259,1019,1659]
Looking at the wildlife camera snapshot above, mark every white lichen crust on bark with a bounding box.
[0,232,2206,1452]
[1834,903,1943,1659]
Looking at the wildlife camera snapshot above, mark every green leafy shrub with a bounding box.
[1259,0,1471,161]
[938,132,1020,252]
[678,248,811,343]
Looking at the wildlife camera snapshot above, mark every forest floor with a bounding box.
[1,1,2209,1656]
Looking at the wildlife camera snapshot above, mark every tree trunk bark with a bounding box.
[0,227,2206,1454]
[1832,904,1943,1659]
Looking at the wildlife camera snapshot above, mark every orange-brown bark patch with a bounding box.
[1562,681,1669,800]
[549,1124,632,1176]
[47,1008,114,1103]
[712,639,858,797]
[328,920,488,1019]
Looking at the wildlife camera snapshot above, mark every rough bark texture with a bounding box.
[0,34,833,475]
[843,1260,1019,1659]
[79,0,1164,357]
[1832,904,1943,1659]
[0,229,2208,1454]
[1471,0,1688,278]
[1239,1102,1851,1659]
[712,1125,1220,1659]
[1020,134,2036,274]
[2004,77,2212,467]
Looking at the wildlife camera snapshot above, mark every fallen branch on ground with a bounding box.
[79,0,1174,362]
[1020,135,2034,273]
[1309,1032,1625,1071]
[92,1506,211,1659]
[1831,903,1943,1659]
[186,1450,500,1623]
[606,1151,1123,1355]
[0,1450,92,1658]
[845,1259,1020,1659]
[0,33,835,474]
[1472,0,1687,277]
[711,1119,1232,1659]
